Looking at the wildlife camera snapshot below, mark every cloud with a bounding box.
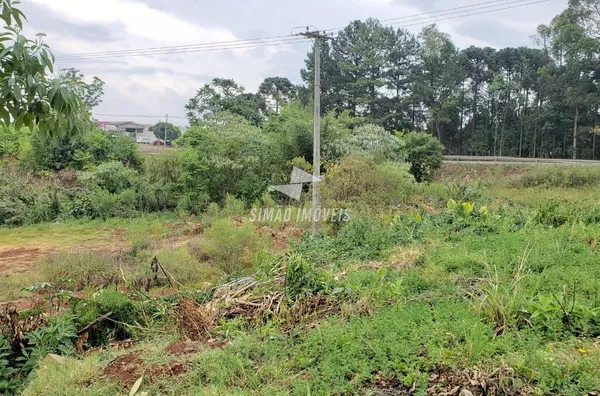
[30,0,236,45]
[19,0,569,126]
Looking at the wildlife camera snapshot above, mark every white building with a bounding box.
[95,121,157,142]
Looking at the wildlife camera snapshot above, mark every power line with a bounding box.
[55,34,296,59]
[93,113,188,120]
[384,0,551,30]
[57,38,310,61]
[323,0,533,32]
[55,0,548,62]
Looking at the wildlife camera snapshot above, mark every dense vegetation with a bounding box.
[1,0,600,395]
[2,165,600,395]
[185,0,600,160]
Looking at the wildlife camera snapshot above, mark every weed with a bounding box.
[477,247,534,334]
[203,218,271,273]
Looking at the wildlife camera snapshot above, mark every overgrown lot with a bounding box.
[1,163,600,395]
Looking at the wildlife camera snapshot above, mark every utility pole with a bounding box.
[164,114,169,147]
[299,30,333,235]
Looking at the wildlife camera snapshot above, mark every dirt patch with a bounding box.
[371,366,524,395]
[165,341,200,356]
[165,339,227,356]
[103,353,188,387]
[184,222,204,236]
[0,247,54,274]
[102,353,145,388]
[257,224,306,252]
[146,361,187,378]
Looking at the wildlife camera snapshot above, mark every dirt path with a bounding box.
[0,247,57,275]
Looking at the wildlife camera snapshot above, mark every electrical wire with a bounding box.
[55,34,296,59]
[56,0,550,61]
[384,0,550,30]
[57,37,309,61]
[323,0,534,32]
[93,113,188,119]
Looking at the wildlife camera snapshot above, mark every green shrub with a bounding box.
[179,113,275,205]
[20,315,78,374]
[21,130,143,172]
[285,254,326,301]
[145,149,181,184]
[203,218,270,273]
[80,161,139,194]
[400,131,444,182]
[0,336,16,395]
[322,155,414,208]
[338,124,405,163]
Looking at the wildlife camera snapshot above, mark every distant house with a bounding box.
[95,121,157,142]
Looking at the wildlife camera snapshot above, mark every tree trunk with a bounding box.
[499,89,510,157]
[593,131,597,160]
[519,89,528,158]
[471,85,478,137]
[436,122,443,142]
[573,104,580,160]
[493,99,499,157]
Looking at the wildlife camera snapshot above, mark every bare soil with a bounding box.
[0,247,55,274]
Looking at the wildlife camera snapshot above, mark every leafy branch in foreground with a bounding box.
[0,0,91,138]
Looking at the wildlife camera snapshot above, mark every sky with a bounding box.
[19,0,568,126]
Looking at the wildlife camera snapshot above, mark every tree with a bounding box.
[381,28,420,131]
[412,25,464,146]
[150,122,181,142]
[0,0,90,138]
[178,112,275,203]
[569,0,600,38]
[258,77,296,113]
[62,68,105,109]
[549,7,600,158]
[185,78,265,126]
[400,131,445,182]
[301,40,343,115]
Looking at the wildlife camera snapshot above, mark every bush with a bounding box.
[322,155,414,208]
[285,254,326,301]
[179,113,276,205]
[20,130,143,172]
[400,132,444,182]
[80,161,139,194]
[145,150,181,184]
[339,124,405,163]
[202,218,270,273]
[155,248,221,286]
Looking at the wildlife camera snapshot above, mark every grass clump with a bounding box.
[40,251,121,291]
[202,218,271,273]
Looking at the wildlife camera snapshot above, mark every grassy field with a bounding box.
[3,164,600,395]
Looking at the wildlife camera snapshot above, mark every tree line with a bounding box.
[185,0,600,160]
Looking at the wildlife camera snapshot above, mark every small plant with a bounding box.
[203,218,270,273]
[477,247,534,335]
[285,254,326,301]
[0,336,16,395]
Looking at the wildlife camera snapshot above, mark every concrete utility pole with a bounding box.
[299,30,333,235]
[164,114,169,147]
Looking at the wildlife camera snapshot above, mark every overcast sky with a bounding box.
[20,0,568,126]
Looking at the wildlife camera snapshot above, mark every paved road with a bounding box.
[444,156,600,166]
